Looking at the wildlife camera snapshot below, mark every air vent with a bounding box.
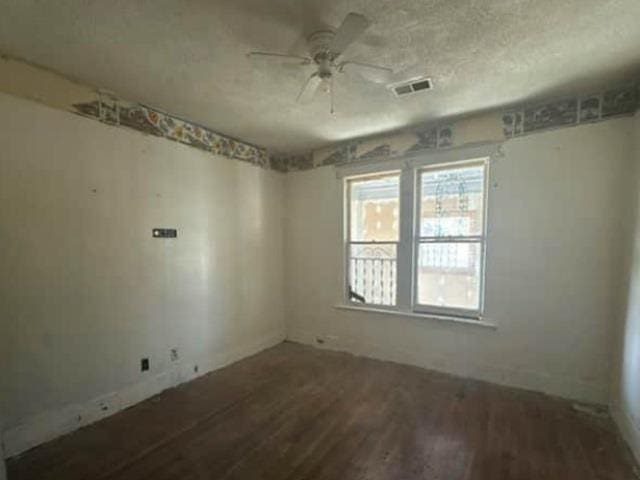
[394,85,413,96]
[411,79,432,91]
[389,77,433,97]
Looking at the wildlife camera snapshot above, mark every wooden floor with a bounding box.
[8,342,638,480]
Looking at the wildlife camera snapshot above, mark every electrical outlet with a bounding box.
[141,358,150,371]
[170,348,178,361]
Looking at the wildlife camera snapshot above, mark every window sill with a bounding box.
[333,304,498,330]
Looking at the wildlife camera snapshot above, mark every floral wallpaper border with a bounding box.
[72,85,638,174]
[73,92,272,170]
[267,152,314,172]
[4,54,636,174]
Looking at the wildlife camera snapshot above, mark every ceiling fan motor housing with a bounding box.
[308,31,336,60]
[308,31,337,79]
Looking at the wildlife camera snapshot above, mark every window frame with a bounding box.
[411,159,489,319]
[343,170,401,311]
[340,145,493,322]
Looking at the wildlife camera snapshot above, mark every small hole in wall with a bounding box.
[316,337,325,345]
[194,365,199,373]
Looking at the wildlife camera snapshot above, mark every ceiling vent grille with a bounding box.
[389,77,433,97]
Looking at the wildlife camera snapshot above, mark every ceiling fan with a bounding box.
[247,12,393,114]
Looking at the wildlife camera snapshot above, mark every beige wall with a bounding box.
[285,118,633,405]
[1,81,638,463]
[612,111,640,463]
[0,92,286,455]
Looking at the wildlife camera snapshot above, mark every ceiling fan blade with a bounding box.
[338,61,393,84]
[297,73,322,104]
[247,52,312,66]
[329,12,370,57]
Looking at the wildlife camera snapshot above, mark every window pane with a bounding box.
[420,164,484,237]
[349,174,399,241]
[348,243,396,306]
[417,242,481,310]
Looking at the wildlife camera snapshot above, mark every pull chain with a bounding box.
[330,75,335,115]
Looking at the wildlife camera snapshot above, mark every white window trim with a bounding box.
[342,170,401,311]
[338,143,499,325]
[333,303,498,329]
[412,158,489,319]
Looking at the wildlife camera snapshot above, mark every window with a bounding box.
[346,172,400,307]
[415,162,486,315]
[344,158,488,319]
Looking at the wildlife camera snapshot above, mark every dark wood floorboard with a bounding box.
[7,342,638,480]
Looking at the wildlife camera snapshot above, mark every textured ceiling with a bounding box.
[1,0,640,152]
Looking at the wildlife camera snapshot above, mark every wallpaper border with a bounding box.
[1,54,637,174]
[276,84,639,172]
[73,92,272,170]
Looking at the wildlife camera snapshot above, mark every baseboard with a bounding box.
[287,329,608,405]
[612,405,640,466]
[2,330,285,458]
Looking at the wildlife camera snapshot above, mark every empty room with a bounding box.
[2,1,640,479]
